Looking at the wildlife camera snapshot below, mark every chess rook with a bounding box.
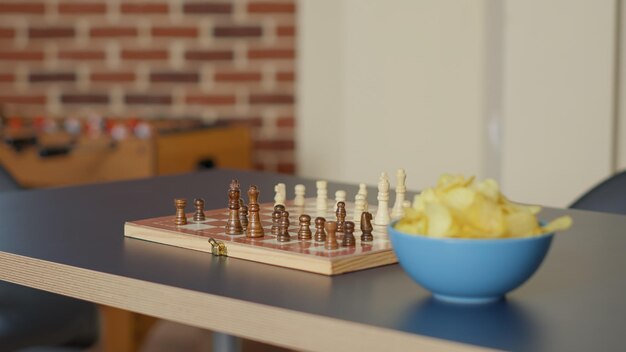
[174,198,187,225]
[360,211,374,242]
[246,185,265,238]
[298,214,312,240]
[342,221,356,247]
[193,198,206,222]
[391,168,407,219]
[324,220,339,250]
[314,217,326,242]
[277,211,291,242]
[225,180,243,235]
[373,172,391,226]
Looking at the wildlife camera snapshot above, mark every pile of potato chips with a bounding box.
[394,174,572,239]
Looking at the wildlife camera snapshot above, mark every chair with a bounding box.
[0,165,99,351]
[569,169,626,215]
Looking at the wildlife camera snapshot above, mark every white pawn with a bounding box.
[373,172,391,226]
[274,183,286,206]
[353,193,366,221]
[391,168,407,219]
[316,180,328,212]
[335,190,346,208]
[294,184,306,207]
[357,183,368,212]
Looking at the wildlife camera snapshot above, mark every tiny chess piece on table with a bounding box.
[240,203,249,230]
[391,168,407,219]
[314,217,326,242]
[274,183,286,206]
[374,172,391,226]
[225,180,244,235]
[316,180,328,213]
[246,185,265,238]
[324,220,339,250]
[357,183,368,211]
[277,211,291,242]
[335,190,346,208]
[342,221,356,247]
[174,198,187,225]
[353,193,366,221]
[336,201,346,233]
[298,214,312,240]
[271,204,285,236]
[360,211,374,242]
[193,198,206,222]
[294,184,306,207]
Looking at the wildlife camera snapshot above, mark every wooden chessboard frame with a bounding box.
[124,200,397,275]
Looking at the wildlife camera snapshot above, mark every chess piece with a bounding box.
[316,180,328,213]
[391,168,407,219]
[298,214,312,240]
[353,193,366,221]
[271,204,285,236]
[314,217,326,242]
[336,201,346,233]
[324,220,339,250]
[240,203,249,230]
[373,172,391,226]
[277,211,291,242]
[174,198,187,225]
[342,221,356,247]
[294,184,306,207]
[360,211,374,242]
[193,198,206,222]
[274,183,286,206]
[225,180,243,235]
[335,190,346,208]
[357,183,368,211]
[246,185,265,238]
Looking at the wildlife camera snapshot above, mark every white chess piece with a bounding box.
[274,183,286,206]
[294,184,306,207]
[353,193,366,221]
[335,190,346,208]
[391,168,407,219]
[316,180,328,212]
[373,172,391,226]
[357,183,368,212]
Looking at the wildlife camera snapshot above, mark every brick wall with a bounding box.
[0,0,296,174]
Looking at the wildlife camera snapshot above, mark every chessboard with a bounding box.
[124,199,397,275]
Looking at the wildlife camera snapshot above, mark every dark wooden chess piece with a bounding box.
[336,201,346,233]
[174,198,187,225]
[246,185,264,238]
[239,203,248,230]
[360,211,373,242]
[277,211,291,242]
[342,221,356,247]
[314,217,326,242]
[298,214,312,240]
[225,180,243,235]
[271,204,285,236]
[193,198,206,222]
[324,220,339,250]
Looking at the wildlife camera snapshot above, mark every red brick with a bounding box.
[276,116,294,128]
[248,2,295,14]
[0,28,15,39]
[185,95,236,105]
[0,51,44,61]
[215,70,262,82]
[61,94,109,104]
[152,26,198,38]
[0,74,14,82]
[90,26,137,38]
[91,72,135,82]
[125,94,171,105]
[0,95,46,104]
[254,139,295,150]
[0,3,45,14]
[276,25,295,37]
[213,26,262,38]
[277,162,295,174]
[248,49,294,60]
[150,72,199,83]
[121,50,168,60]
[185,50,233,61]
[249,94,294,104]
[29,27,75,39]
[29,72,76,83]
[58,50,105,60]
[58,2,106,14]
[276,71,294,82]
[218,116,263,127]
[120,3,168,14]
[0,50,44,61]
[183,2,232,14]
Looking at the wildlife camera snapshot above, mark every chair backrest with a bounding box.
[569,170,626,215]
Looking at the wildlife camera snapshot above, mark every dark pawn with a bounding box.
[298,214,312,240]
[336,201,347,233]
[324,220,339,250]
[193,198,206,222]
[314,217,326,242]
[225,180,243,235]
[342,221,356,247]
[360,211,374,242]
[277,211,291,242]
[271,204,286,236]
[240,204,249,230]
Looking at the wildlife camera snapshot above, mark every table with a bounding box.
[0,169,624,351]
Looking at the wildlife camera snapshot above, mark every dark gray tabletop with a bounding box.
[0,169,624,351]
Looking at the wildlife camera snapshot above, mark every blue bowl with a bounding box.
[388,222,554,304]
